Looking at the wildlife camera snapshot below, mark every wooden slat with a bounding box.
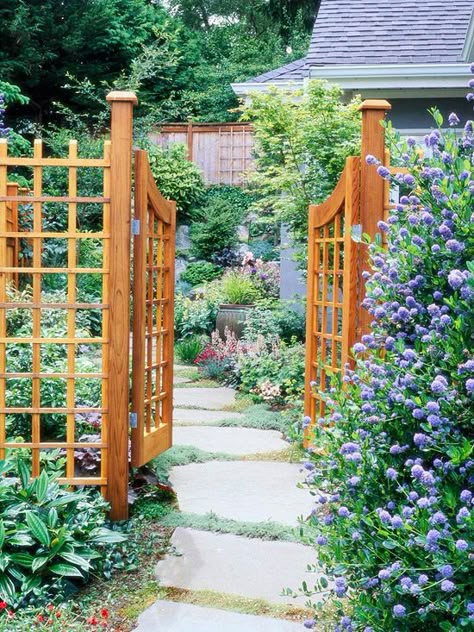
[100,140,112,498]
[0,141,7,460]
[0,196,109,203]
[0,157,109,167]
[106,92,136,520]
[66,140,78,480]
[131,150,148,467]
[31,139,42,477]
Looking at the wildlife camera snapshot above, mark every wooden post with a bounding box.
[358,99,391,337]
[106,91,137,520]
[6,183,19,285]
[187,118,193,161]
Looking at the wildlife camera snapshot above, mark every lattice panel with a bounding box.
[0,138,111,489]
[304,158,359,424]
[131,150,175,467]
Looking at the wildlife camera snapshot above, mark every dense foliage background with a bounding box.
[0,0,317,126]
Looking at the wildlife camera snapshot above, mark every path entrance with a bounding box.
[134,367,317,631]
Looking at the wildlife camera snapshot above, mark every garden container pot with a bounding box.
[216,304,253,339]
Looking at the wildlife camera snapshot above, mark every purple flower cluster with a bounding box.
[304,68,474,629]
[0,95,12,138]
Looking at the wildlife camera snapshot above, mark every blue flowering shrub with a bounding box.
[301,74,474,630]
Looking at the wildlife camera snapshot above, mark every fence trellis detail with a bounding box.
[0,92,176,520]
[304,100,392,423]
[131,150,176,467]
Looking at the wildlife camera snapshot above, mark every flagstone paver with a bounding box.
[174,387,236,410]
[170,461,312,525]
[173,408,244,426]
[156,528,313,606]
[174,375,192,384]
[134,376,313,631]
[135,600,304,632]
[173,426,288,456]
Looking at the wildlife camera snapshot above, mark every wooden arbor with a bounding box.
[304,100,392,421]
[0,92,176,520]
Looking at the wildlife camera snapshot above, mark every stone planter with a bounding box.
[216,304,253,339]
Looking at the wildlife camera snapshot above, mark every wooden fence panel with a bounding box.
[150,122,254,186]
[130,150,175,467]
[0,92,138,520]
[0,138,112,488]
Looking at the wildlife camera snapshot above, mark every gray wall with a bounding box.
[279,225,307,308]
[387,97,472,130]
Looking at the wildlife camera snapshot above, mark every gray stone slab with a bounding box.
[174,387,236,410]
[170,461,312,526]
[173,426,287,456]
[173,408,244,426]
[156,528,313,606]
[174,376,192,384]
[135,600,304,632]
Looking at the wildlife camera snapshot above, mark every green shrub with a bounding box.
[274,307,306,343]
[180,262,222,286]
[190,197,242,261]
[0,458,125,607]
[248,239,278,262]
[243,306,305,343]
[174,289,221,340]
[238,341,305,405]
[203,185,256,216]
[175,336,205,364]
[221,273,258,305]
[146,143,205,220]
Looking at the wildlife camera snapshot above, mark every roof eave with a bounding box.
[309,63,472,89]
[231,80,305,97]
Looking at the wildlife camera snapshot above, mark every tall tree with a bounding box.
[0,0,169,120]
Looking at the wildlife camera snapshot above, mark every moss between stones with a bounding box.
[159,510,302,543]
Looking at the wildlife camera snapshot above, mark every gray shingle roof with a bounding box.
[308,0,473,66]
[249,58,308,83]
[245,0,473,84]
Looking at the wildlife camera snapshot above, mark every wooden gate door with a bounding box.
[304,157,359,422]
[130,150,176,467]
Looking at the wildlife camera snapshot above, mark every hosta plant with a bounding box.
[0,458,125,607]
[300,74,474,630]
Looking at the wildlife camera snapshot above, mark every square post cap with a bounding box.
[359,99,391,111]
[106,91,138,105]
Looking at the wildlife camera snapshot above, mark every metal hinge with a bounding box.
[129,412,138,428]
[132,219,140,236]
[351,224,362,242]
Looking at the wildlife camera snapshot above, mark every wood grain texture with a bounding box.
[358,100,392,337]
[130,150,175,467]
[106,93,136,520]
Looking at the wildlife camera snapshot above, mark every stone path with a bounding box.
[135,367,314,631]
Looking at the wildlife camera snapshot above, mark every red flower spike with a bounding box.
[0,602,7,610]
[47,604,54,612]
[101,608,109,619]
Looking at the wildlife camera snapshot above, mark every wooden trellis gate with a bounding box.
[0,92,175,520]
[304,100,392,421]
